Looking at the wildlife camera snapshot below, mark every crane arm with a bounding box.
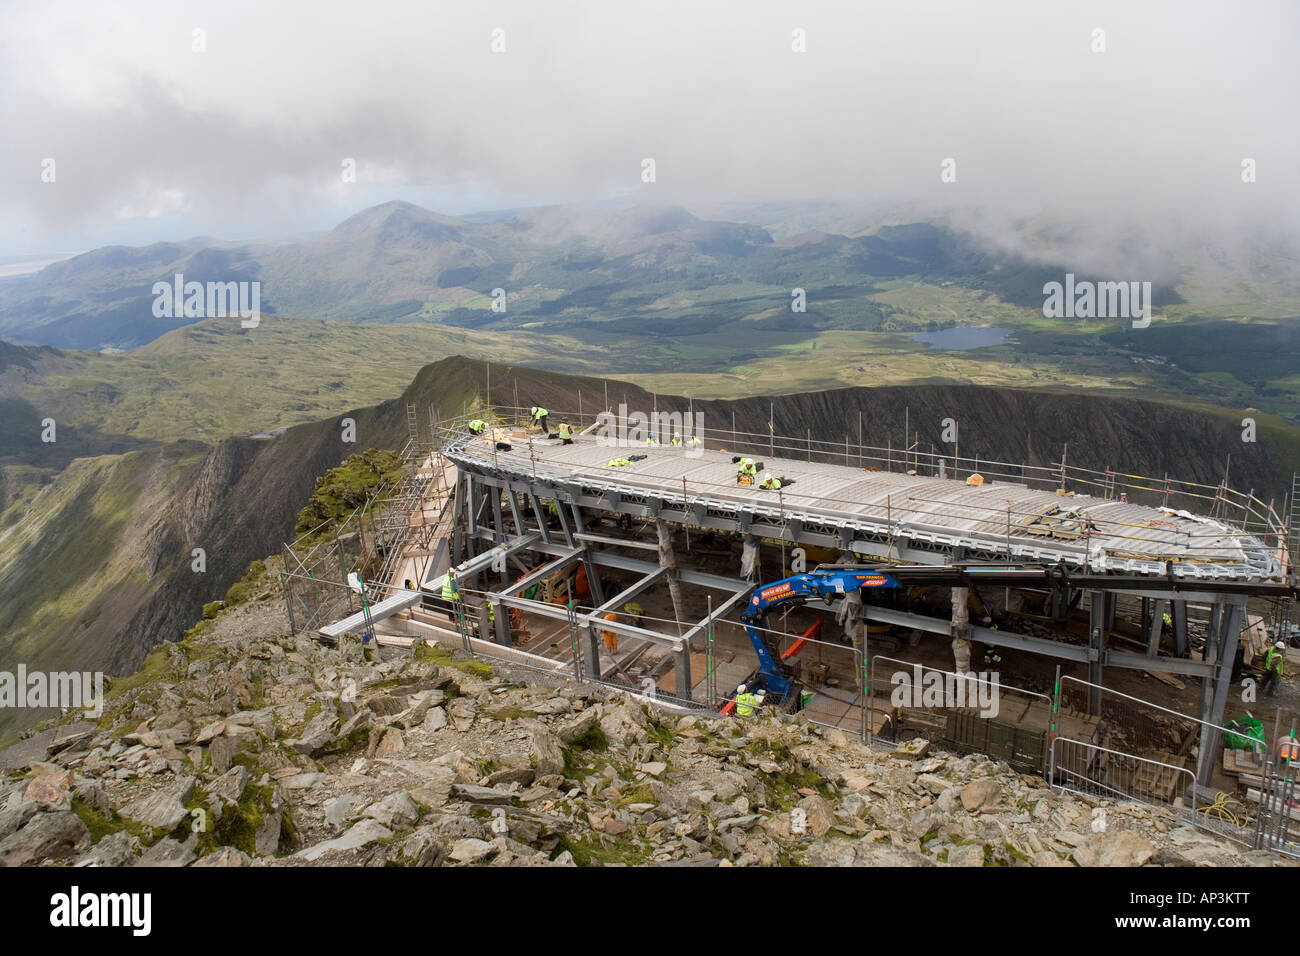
[736,568,903,702]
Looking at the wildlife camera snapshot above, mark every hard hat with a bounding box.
[1277,641,1287,649]
[755,689,766,699]
[736,684,747,694]
[982,616,993,625]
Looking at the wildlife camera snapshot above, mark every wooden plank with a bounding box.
[1144,670,1186,689]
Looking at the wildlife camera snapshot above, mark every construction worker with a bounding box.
[602,612,619,654]
[607,456,633,468]
[441,571,460,604]
[1264,641,1286,696]
[753,689,766,714]
[558,421,574,444]
[1162,610,1173,635]
[759,475,782,491]
[529,406,550,432]
[646,433,659,445]
[467,418,487,435]
[688,435,703,446]
[734,684,756,717]
[736,457,757,483]
[669,435,683,447]
[982,617,1001,667]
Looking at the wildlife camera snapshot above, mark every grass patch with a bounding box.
[560,831,655,867]
[70,797,148,844]
[412,644,493,678]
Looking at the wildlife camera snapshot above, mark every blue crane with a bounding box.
[737,566,903,708]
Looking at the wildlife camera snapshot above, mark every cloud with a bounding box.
[2,0,1297,276]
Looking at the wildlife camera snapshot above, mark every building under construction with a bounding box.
[285,403,1300,851]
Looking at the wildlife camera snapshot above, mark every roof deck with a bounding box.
[444,430,1286,581]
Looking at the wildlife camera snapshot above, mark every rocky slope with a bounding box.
[0,584,1287,869]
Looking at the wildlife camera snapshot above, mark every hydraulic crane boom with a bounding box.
[738,567,902,704]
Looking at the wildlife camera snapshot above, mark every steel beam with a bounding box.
[860,606,1093,663]
[593,567,667,616]
[1146,598,1167,657]
[575,532,659,551]
[1198,600,1245,786]
[679,587,754,649]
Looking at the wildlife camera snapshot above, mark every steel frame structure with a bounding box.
[428,409,1296,787]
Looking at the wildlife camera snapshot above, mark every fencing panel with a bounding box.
[867,654,1054,774]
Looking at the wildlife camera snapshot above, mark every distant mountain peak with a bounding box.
[330,201,468,239]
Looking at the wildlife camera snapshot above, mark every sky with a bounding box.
[2,0,1297,275]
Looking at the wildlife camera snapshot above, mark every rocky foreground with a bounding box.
[0,601,1288,868]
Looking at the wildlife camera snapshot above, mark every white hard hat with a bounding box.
[1276,641,1287,649]
[755,689,766,699]
[736,684,747,694]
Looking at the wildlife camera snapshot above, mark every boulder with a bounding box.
[325,793,368,827]
[0,811,89,865]
[599,702,649,748]
[1073,831,1155,868]
[119,777,196,831]
[193,847,253,867]
[797,794,835,839]
[74,830,140,867]
[556,708,599,744]
[137,833,199,867]
[960,779,1001,812]
[207,766,250,806]
[392,826,445,867]
[286,712,337,755]
[294,820,393,862]
[449,838,498,864]
[23,769,73,810]
[0,729,55,771]
[364,791,420,829]
[208,735,238,774]
[529,729,565,777]
[451,784,515,805]
[947,844,986,867]
[375,728,405,757]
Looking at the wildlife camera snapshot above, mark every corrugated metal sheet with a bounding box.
[455,434,1277,578]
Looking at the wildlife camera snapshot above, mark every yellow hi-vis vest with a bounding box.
[735,692,755,716]
[1267,647,1285,675]
[739,459,756,476]
[558,423,573,439]
[441,574,459,601]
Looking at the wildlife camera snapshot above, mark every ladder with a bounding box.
[1289,472,1300,572]
[405,402,420,449]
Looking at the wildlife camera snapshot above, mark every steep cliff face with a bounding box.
[4,357,1296,740]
